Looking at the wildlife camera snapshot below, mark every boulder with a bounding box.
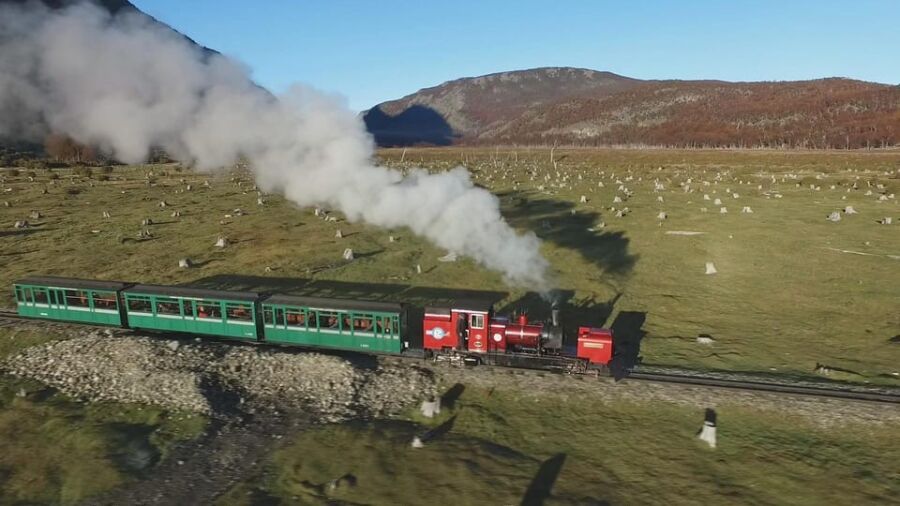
[178,258,193,268]
[342,248,354,261]
[705,262,717,275]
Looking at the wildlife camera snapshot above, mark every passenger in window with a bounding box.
[327,315,338,328]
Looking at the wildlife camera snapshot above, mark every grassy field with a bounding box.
[2,148,898,382]
[218,383,900,505]
[0,327,206,504]
[1,148,899,504]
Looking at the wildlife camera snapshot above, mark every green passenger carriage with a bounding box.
[261,295,404,354]
[123,284,261,341]
[13,276,129,326]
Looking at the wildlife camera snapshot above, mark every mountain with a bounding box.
[364,67,900,149]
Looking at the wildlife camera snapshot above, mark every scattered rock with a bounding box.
[102,210,111,219]
[826,212,841,222]
[13,220,28,229]
[215,237,228,248]
[697,335,716,344]
[29,210,41,220]
[705,262,717,275]
[843,206,857,214]
[438,252,458,262]
[741,206,753,213]
[879,217,893,225]
[719,207,728,214]
[179,258,193,268]
[142,218,153,226]
[342,248,354,261]
[657,211,667,220]
[335,229,343,239]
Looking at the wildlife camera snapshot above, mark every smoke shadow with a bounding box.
[363,104,457,147]
[520,453,567,506]
[609,311,647,380]
[498,191,637,276]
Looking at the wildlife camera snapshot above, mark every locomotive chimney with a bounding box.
[551,303,560,327]
[518,312,528,326]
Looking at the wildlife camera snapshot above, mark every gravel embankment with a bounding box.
[1,329,436,421]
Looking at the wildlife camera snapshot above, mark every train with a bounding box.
[12,276,614,374]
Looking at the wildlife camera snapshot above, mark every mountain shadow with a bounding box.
[363,104,456,147]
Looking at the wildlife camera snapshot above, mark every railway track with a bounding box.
[626,371,900,405]
[2,308,899,405]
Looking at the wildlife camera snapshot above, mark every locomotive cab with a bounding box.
[423,299,493,353]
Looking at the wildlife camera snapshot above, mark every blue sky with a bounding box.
[133,0,900,112]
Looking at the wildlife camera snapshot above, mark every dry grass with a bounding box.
[1,150,899,382]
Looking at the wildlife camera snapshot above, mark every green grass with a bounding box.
[220,384,900,505]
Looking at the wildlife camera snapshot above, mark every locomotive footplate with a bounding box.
[482,352,589,374]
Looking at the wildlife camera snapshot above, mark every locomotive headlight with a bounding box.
[493,333,503,342]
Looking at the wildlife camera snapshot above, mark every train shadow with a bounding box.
[609,311,647,380]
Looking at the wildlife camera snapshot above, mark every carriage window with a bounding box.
[196,301,221,319]
[471,314,485,329]
[156,298,181,316]
[33,289,49,304]
[14,287,24,302]
[226,303,253,322]
[263,308,274,325]
[92,292,118,310]
[352,315,374,332]
[318,311,340,330]
[65,290,89,307]
[275,308,285,326]
[285,308,306,327]
[128,296,152,312]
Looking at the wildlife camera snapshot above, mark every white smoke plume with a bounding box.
[0,1,549,288]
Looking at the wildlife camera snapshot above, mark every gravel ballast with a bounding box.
[2,329,436,421]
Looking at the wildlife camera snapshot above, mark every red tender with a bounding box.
[576,326,613,365]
